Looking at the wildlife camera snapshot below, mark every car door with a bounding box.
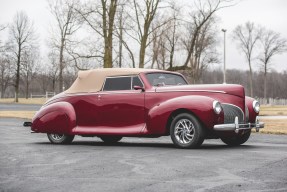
[96,75,145,135]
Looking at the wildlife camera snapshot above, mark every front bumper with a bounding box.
[214,116,264,133]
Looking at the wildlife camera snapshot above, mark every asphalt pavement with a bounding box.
[0,117,287,192]
[0,103,41,111]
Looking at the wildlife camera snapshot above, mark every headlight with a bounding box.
[253,100,260,113]
[213,100,222,114]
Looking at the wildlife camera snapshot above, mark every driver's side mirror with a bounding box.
[133,85,145,92]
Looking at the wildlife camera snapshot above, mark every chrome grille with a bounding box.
[222,104,244,124]
[245,105,249,123]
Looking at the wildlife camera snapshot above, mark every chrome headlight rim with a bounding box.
[252,100,260,113]
[213,100,222,114]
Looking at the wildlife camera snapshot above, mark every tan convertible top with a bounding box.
[65,68,162,93]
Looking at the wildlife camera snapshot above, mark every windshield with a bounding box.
[146,73,188,86]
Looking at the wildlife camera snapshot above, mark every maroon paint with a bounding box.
[31,71,258,137]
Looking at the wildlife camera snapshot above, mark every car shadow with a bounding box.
[33,140,258,150]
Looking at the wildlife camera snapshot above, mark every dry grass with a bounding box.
[0,111,35,119]
[254,118,287,134]
[260,105,287,116]
[0,98,47,105]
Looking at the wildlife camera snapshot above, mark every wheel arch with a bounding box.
[31,101,76,134]
[146,95,219,135]
[165,108,203,135]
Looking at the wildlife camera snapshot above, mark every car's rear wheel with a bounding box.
[170,113,205,149]
[220,130,251,146]
[47,134,75,144]
[100,136,122,143]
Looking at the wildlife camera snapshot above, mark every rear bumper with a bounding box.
[214,116,264,133]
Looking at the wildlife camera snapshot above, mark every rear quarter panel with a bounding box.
[32,102,76,134]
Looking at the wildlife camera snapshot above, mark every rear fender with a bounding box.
[146,95,223,135]
[31,102,76,134]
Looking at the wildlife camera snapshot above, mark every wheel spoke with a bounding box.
[186,133,193,140]
[174,119,195,144]
[51,134,64,141]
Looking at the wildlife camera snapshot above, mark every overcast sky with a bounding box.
[0,0,287,72]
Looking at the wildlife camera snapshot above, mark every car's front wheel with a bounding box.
[170,113,205,149]
[47,134,75,144]
[100,136,122,144]
[220,130,251,146]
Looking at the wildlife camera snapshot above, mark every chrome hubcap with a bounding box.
[174,119,195,144]
[50,134,64,141]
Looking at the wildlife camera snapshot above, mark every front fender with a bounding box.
[31,102,76,134]
[245,96,259,123]
[146,95,223,135]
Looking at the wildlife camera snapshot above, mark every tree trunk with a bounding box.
[118,25,122,68]
[169,45,174,69]
[15,45,21,102]
[103,0,117,68]
[1,82,4,98]
[139,35,148,68]
[263,62,267,99]
[248,59,253,97]
[25,74,29,99]
[59,38,64,93]
[1,71,5,98]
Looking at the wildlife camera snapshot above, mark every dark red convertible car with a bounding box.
[24,68,264,148]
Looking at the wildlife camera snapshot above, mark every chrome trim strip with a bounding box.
[155,90,226,93]
[64,91,143,97]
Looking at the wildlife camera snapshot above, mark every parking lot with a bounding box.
[1,117,287,192]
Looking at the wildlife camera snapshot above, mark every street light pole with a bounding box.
[222,29,227,84]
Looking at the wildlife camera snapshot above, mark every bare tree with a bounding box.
[182,0,234,68]
[114,2,132,68]
[150,2,181,70]
[76,0,118,68]
[133,0,162,68]
[258,29,287,99]
[48,0,81,92]
[8,11,37,102]
[183,16,219,83]
[117,4,124,68]
[0,53,12,98]
[0,25,6,31]
[0,24,8,52]
[165,4,180,70]
[232,22,262,97]
[47,51,59,92]
[21,48,40,98]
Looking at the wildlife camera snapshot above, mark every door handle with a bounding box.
[98,95,101,100]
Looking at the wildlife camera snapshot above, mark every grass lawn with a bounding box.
[0,111,36,119]
[256,118,287,135]
[260,105,287,116]
[0,98,47,105]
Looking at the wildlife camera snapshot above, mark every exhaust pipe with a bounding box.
[23,122,32,127]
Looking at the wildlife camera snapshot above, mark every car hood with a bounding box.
[155,84,245,98]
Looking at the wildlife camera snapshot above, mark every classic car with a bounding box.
[24,68,264,148]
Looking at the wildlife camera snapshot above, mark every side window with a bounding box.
[103,77,131,91]
[132,76,143,88]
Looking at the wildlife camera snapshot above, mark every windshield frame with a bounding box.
[144,72,188,87]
